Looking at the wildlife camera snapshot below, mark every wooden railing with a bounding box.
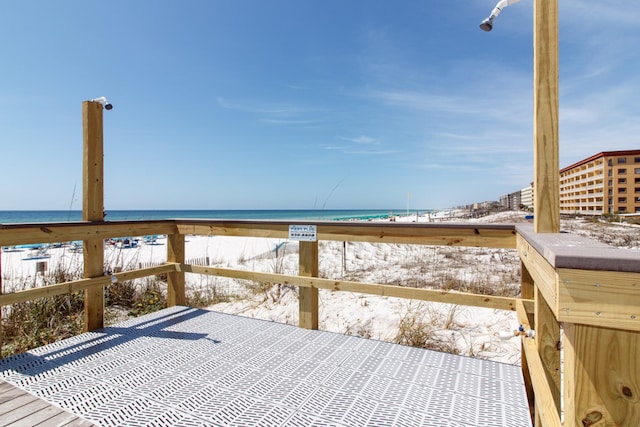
[1,219,639,426]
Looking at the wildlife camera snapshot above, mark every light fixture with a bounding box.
[479,0,522,32]
[91,96,113,110]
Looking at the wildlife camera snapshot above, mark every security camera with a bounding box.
[91,96,113,110]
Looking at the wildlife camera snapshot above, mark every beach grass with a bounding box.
[1,265,225,358]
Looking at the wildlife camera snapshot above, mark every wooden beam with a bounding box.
[176,221,517,248]
[0,264,176,306]
[557,268,640,332]
[533,0,560,233]
[535,287,561,421]
[298,241,318,329]
[521,336,563,427]
[563,323,640,426]
[0,221,177,247]
[521,261,535,322]
[519,265,536,424]
[82,101,105,331]
[82,238,104,331]
[517,234,558,314]
[82,101,104,223]
[0,249,3,356]
[167,233,186,306]
[180,264,527,312]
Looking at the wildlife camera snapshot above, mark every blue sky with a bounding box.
[1,1,638,210]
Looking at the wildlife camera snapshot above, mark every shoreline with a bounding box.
[0,208,436,224]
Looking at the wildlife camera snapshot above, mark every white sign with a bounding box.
[289,225,317,241]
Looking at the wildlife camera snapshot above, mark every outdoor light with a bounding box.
[91,96,113,110]
[479,0,522,31]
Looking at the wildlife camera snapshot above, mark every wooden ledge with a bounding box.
[516,224,640,273]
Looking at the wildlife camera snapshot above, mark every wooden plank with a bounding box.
[521,337,563,427]
[181,264,526,312]
[516,295,536,424]
[0,264,177,307]
[0,386,26,405]
[0,381,98,427]
[1,221,514,248]
[12,406,70,426]
[0,381,13,394]
[176,221,517,248]
[0,391,38,416]
[83,238,104,332]
[533,0,560,234]
[517,234,558,314]
[298,241,318,330]
[0,221,176,247]
[516,299,532,330]
[82,101,104,223]
[535,287,561,420]
[82,95,107,337]
[521,262,535,326]
[563,323,640,426]
[167,233,186,306]
[176,223,288,239]
[557,268,640,332]
[0,276,107,306]
[315,223,516,248]
[0,398,50,425]
[1,247,3,356]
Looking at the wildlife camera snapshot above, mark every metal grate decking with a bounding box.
[0,306,532,426]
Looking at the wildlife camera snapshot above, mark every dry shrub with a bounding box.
[394,303,460,354]
[342,318,374,339]
[1,292,85,358]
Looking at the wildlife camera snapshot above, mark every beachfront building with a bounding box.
[500,190,522,210]
[521,183,534,210]
[559,149,640,215]
[472,200,497,210]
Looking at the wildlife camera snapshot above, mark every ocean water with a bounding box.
[0,209,428,224]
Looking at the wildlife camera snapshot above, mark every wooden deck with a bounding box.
[0,380,96,426]
[0,306,533,426]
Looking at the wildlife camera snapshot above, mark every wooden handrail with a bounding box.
[175,219,517,248]
[0,221,177,247]
[179,263,530,312]
[1,219,517,248]
[0,264,177,306]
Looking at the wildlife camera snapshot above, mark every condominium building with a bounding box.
[500,190,522,211]
[560,150,640,215]
[521,183,534,210]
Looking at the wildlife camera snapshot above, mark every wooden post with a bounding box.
[533,0,560,233]
[1,248,3,355]
[563,324,640,426]
[167,233,186,306]
[82,101,105,331]
[299,241,318,329]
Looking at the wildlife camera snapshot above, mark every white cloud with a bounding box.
[339,135,377,144]
[217,97,323,126]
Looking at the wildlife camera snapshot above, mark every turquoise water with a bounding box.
[0,209,429,224]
